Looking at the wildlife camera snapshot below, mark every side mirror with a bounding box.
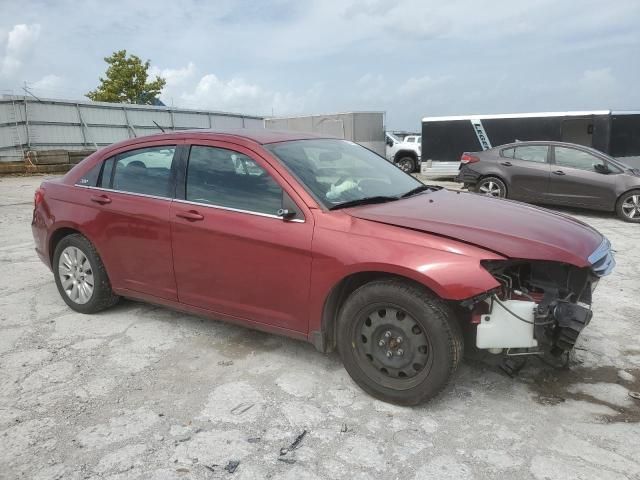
[385,138,394,147]
[277,208,296,220]
[594,163,610,174]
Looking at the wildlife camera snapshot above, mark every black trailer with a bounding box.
[420,110,640,178]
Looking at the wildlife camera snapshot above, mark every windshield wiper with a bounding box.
[400,185,434,198]
[329,196,398,210]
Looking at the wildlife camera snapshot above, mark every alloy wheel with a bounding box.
[355,305,432,386]
[621,195,640,219]
[478,180,503,197]
[58,246,95,304]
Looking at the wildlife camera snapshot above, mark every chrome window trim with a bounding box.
[76,185,305,223]
[174,198,305,223]
[75,184,171,202]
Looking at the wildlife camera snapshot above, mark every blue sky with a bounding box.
[1,0,639,130]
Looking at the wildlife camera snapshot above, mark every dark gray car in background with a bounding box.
[456,141,640,222]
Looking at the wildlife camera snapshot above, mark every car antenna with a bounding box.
[153,120,166,133]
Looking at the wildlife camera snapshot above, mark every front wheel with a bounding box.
[336,280,463,405]
[396,156,416,173]
[616,190,640,222]
[53,233,119,313]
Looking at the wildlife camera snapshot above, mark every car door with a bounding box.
[74,143,180,300]
[170,142,314,333]
[499,145,551,201]
[548,146,618,209]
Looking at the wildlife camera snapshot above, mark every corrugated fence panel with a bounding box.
[90,126,131,145]
[28,102,79,124]
[127,109,173,128]
[31,124,85,146]
[80,105,128,126]
[173,112,210,129]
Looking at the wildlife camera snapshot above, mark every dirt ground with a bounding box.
[1,174,639,480]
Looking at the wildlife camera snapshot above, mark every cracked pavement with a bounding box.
[1,174,639,479]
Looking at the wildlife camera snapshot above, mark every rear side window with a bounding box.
[75,163,102,186]
[111,146,176,197]
[513,145,548,163]
[500,148,514,158]
[185,146,284,215]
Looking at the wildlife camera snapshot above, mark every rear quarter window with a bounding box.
[500,148,515,158]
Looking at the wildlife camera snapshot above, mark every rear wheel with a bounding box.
[336,279,463,405]
[475,176,507,198]
[616,190,640,222]
[396,156,416,173]
[53,234,119,313]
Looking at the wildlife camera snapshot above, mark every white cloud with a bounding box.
[149,62,195,87]
[0,23,41,77]
[175,72,306,116]
[31,74,63,91]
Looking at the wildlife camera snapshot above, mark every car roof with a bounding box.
[123,128,335,146]
[493,140,612,155]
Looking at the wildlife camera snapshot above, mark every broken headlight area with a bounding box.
[462,260,597,357]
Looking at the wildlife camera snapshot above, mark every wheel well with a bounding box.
[617,188,640,207]
[394,150,418,162]
[49,227,81,264]
[316,272,436,353]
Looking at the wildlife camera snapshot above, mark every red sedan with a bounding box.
[32,129,614,405]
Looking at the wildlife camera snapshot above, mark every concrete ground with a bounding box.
[1,174,639,480]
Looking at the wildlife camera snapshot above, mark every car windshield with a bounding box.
[265,139,426,209]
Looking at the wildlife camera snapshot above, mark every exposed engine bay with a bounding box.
[464,260,598,358]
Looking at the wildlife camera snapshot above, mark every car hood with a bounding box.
[347,189,603,267]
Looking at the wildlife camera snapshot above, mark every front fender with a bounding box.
[306,218,504,337]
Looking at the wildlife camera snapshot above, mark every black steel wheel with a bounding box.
[355,305,433,388]
[337,279,463,405]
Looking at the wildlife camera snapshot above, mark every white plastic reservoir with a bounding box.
[476,300,538,349]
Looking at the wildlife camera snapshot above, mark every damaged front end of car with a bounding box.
[461,238,615,360]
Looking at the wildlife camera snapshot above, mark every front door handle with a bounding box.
[176,210,204,221]
[552,170,566,176]
[501,161,513,166]
[90,194,112,205]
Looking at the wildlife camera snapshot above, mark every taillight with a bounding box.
[34,187,44,208]
[460,153,480,164]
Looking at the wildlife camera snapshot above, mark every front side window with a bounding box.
[265,139,424,208]
[110,146,176,197]
[554,146,605,171]
[513,145,548,163]
[185,146,284,215]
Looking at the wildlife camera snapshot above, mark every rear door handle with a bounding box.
[552,170,566,175]
[501,162,512,166]
[90,194,112,205]
[176,210,204,221]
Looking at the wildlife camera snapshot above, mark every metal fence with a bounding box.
[0,95,264,162]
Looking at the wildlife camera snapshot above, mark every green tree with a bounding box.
[86,50,166,104]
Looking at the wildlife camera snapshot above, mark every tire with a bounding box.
[474,176,507,198]
[53,233,119,313]
[336,279,463,405]
[396,156,416,173]
[616,190,640,222]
